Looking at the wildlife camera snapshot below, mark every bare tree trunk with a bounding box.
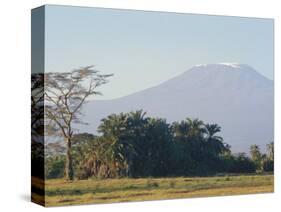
[65,138,74,180]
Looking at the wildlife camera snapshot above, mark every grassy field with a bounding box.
[32,174,274,206]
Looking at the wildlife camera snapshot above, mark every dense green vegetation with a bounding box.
[32,68,274,206]
[45,110,274,179]
[32,68,274,182]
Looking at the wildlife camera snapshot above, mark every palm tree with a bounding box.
[129,110,147,122]
[101,136,134,177]
[172,120,191,139]
[127,110,148,136]
[143,117,173,176]
[204,123,226,155]
[98,113,138,177]
[98,113,128,137]
[250,145,262,162]
[250,144,262,171]
[186,118,206,139]
[266,142,274,161]
[204,124,221,139]
[172,118,205,141]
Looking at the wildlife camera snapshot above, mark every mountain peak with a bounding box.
[184,63,269,83]
[80,62,273,152]
[191,62,251,70]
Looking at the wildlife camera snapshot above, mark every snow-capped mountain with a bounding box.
[77,63,274,152]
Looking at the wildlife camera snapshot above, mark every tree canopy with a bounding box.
[45,110,274,180]
[44,66,112,180]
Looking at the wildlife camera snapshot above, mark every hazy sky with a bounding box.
[45,5,274,100]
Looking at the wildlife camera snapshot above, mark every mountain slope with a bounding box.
[77,63,274,152]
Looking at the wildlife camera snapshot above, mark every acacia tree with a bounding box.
[31,73,45,178]
[44,66,112,180]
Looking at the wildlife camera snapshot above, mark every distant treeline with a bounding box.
[45,110,274,179]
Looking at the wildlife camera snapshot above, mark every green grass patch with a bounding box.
[35,174,274,206]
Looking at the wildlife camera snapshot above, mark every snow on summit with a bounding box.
[78,63,273,152]
[191,63,249,69]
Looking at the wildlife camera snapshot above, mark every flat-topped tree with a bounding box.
[44,66,112,180]
[31,73,45,178]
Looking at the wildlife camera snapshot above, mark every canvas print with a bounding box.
[31,5,274,207]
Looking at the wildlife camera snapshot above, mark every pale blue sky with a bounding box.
[45,5,274,100]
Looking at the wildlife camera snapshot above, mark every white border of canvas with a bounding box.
[0,0,279,211]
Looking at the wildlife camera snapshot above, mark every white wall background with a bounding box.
[0,0,280,211]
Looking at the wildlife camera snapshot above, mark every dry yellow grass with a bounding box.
[32,174,274,206]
